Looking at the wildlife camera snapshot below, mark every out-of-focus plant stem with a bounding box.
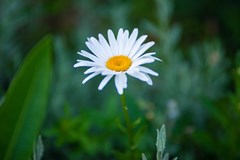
[120,93,134,159]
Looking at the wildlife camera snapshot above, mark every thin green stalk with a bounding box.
[120,93,134,158]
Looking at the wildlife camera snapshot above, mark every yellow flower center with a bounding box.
[106,55,132,72]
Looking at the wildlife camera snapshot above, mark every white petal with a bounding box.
[90,37,109,58]
[137,52,162,61]
[82,72,100,84]
[85,41,107,61]
[143,56,161,61]
[126,69,138,74]
[121,73,128,88]
[127,71,148,82]
[131,58,155,67]
[108,29,118,55]
[124,28,138,55]
[117,28,124,55]
[78,51,103,64]
[132,41,155,60]
[98,75,113,90]
[138,66,158,76]
[152,57,162,61]
[128,35,147,58]
[84,67,96,74]
[118,73,128,89]
[143,73,153,85]
[115,75,124,95]
[101,69,117,75]
[122,30,129,54]
[98,34,114,57]
[84,67,104,74]
[142,52,156,57]
[73,60,97,68]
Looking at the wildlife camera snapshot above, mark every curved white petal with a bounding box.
[155,57,162,61]
[122,30,129,54]
[84,67,96,74]
[127,71,148,82]
[131,58,155,67]
[126,67,140,74]
[123,28,138,55]
[78,51,103,64]
[82,72,100,84]
[136,52,162,62]
[98,34,114,57]
[128,35,147,58]
[74,60,98,68]
[98,75,113,90]
[84,67,104,74]
[108,29,118,55]
[143,73,153,85]
[101,69,117,75]
[85,41,107,61]
[90,37,109,58]
[117,28,124,55]
[115,74,124,94]
[132,41,155,60]
[141,52,156,57]
[119,73,127,89]
[138,66,158,76]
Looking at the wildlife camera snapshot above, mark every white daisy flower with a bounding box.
[74,28,161,95]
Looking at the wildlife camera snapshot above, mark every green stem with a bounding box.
[120,93,134,158]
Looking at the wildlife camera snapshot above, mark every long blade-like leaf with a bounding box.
[0,35,52,160]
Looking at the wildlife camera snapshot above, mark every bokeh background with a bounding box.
[1,0,240,159]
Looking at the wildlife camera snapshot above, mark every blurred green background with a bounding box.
[1,0,240,159]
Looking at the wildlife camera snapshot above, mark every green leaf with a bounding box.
[157,151,162,160]
[0,35,52,160]
[142,153,147,160]
[115,118,127,133]
[133,125,146,149]
[156,125,166,160]
[132,117,141,128]
[156,125,166,153]
[33,136,44,160]
[163,153,169,160]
